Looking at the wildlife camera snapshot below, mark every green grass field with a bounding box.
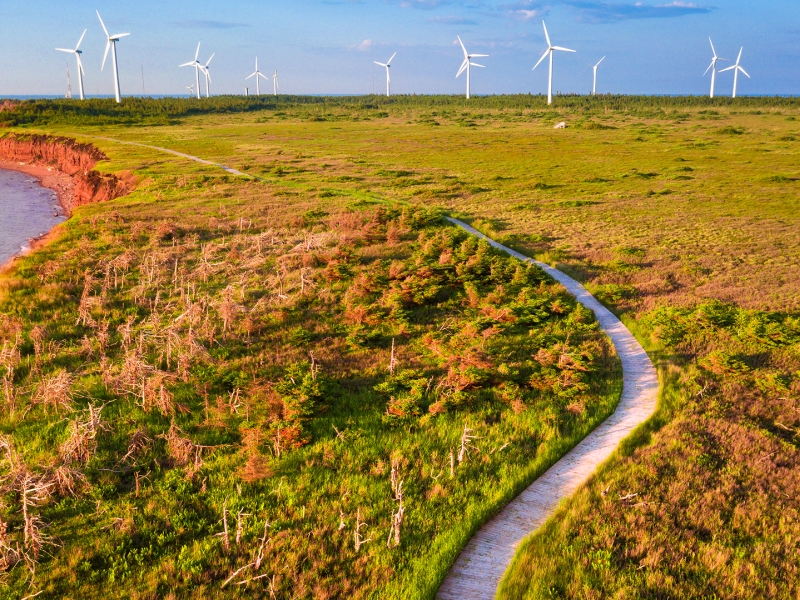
[1,95,798,599]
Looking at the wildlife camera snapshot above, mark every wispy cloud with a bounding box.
[174,19,249,29]
[566,1,714,22]
[349,39,374,51]
[429,15,478,24]
[396,0,453,9]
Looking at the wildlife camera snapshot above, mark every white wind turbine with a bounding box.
[720,47,749,98]
[56,29,87,100]
[180,43,203,100]
[201,53,214,98]
[591,56,605,95]
[703,38,727,98]
[273,70,279,96]
[533,21,576,105]
[97,11,129,103]
[374,52,396,97]
[246,57,269,95]
[186,84,195,97]
[456,37,487,100]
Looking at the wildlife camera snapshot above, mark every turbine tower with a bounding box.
[180,43,203,100]
[97,12,129,103]
[703,38,727,98]
[592,56,605,95]
[201,53,214,98]
[456,37,487,100]
[720,47,750,98]
[374,52,396,97]
[533,21,576,105]
[273,70,279,96]
[55,29,87,100]
[246,57,269,95]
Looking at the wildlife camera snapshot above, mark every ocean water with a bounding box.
[0,168,66,266]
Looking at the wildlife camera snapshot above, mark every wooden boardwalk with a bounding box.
[436,218,659,600]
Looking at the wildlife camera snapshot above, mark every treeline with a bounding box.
[1,93,798,126]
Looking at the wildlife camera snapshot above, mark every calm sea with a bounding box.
[0,169,66,266]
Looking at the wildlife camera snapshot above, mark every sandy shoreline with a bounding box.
[0,161,72,274]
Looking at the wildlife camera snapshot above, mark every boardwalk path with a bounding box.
[436,218,659,600]
[84,137,658,600]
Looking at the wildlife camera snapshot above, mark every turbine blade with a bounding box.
[542,21,551,47]
[96,11,109,37]
[595,56,605,67]
[739,67,750,78]
[102,40,111,71]
[709,37,716,57]
[719,65,735,73]
[456,58,468,78]
[703,60,714,76]
[387,52,396,65]
[76,29,87,51]
[76,54,85,76]
[205,53,215,67]
[179,61,196,67]
[736,47,743,64]
[532,49,549,71]
[470,62,485,68]
[374,62,387,67]
[552,46,576,53]
[457,36,468,59]
[112,33,130,39]
[195,42,201,61]
[246,72,256,79]
[259,72,269,80]
[55,48,73,53]
[471,53,488,58]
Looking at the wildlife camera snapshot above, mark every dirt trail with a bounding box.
[74,138,659,600]
[436,218,659,600]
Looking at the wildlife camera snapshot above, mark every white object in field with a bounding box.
[179,42,203,100]
[245,87,249,96]
[374,52,397,97]
[456,36,488,100]
[56,29,87,100]
[719,47,749,98]
[533,21,576,105]
[245,57,269,95]
[703,38,728,99]
[200,53,214,98]
[187,84,195,97]
[97,12,129,103]
[554,121,566,129]
[592,56,605,95]
[273,71,279,96]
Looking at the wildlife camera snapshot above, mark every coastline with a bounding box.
[0,162,71,274]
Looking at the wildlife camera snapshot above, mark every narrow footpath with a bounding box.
[83,136,659,600]
[436,218,659,599]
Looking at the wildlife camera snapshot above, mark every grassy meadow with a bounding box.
[1,95,799,598]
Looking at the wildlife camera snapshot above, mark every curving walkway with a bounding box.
[82,137,658,599]
[436,218,659,600]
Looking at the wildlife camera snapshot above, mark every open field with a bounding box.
[1,95,798,598]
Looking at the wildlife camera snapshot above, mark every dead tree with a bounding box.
[353,508,372,552]
[457,424,478,465]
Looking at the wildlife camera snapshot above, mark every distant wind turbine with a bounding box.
[703,38,727,98]
[201,53,214,98]
[55,29,87,100]
[180,43,203,100]
[97,12,129,103]
[273,70,279,96]
[374,52,396,97]
[533,21,575,105]
[456,37,487,100]
[246,57,269,95]
[720,47,749,98]
[592,56,605,95]
[186,84,195,97]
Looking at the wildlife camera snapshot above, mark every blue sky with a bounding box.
[1,1,798,97]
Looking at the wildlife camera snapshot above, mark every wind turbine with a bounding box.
[533,21,576,105]
[201,53,214,98]
[180,43,202,100]
[246,58,269,95]
[374,52,396,97]
[55,29,87,100]
[97,12,129,103]
[186,84,195,97]
[703,38,727,98]
[456,37,487,100]
[720,47,749,98]
[273,70,279,96]
[591,56,605,95]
